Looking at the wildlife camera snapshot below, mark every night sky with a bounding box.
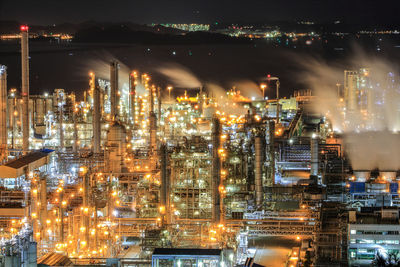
[0,0,398,25]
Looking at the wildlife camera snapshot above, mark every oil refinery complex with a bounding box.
[1,26,400,267]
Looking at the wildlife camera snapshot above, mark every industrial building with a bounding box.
[0,25,400,267]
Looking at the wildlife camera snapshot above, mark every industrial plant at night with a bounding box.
[1,14,400,267]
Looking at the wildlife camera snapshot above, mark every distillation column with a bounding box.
[0,65,7,158]
[110,61,119,118]
[92,74,101,154]
[255,135,264,207]
[212,117,221,223]
[21,25,30,153]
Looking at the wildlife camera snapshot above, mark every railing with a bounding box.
[69,257,151,266]
[226,218,315,237]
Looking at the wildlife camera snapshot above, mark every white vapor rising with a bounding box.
[206,82,247,115]
[156,63,202,89]
[81,51,131,87]
[231,80,263,99]
[296,49,400,170]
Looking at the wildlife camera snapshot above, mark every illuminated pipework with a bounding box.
[129,71,137,127]
[0,70,324,259]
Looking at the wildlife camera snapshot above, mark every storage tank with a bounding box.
[106,121,127,173]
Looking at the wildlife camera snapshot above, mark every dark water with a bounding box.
[1,37,400,99]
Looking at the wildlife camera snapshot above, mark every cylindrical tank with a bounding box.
[106,121,127,173]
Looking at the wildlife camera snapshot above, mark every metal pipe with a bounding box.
[21,25,30,153]
[255,136,264,206]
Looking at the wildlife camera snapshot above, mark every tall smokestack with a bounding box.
[212,116,221,223]
[129,72,136,127]
[21,25,30,153]
[0,65,7,155]
[310,136,319,176]
[255,135,264,206]
[91,73,101,154]
[110,61,119,119]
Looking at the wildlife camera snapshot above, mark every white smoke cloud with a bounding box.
[206,82,247,116]
[230,80,263,99]
[296,47,400,170]
[156,63,202,89]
